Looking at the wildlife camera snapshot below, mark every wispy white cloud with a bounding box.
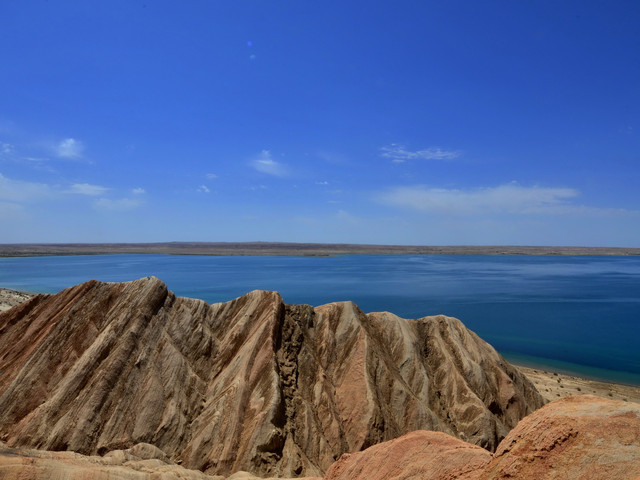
[251,150,287,176]
[94,197,144,211]
[65,183,109,196]
[197,185,210,193]
[380,144,461,163]
[1,142,14,155]
[376,183,636,217]
[132,187,145,195]
[56,138,84,159]
[0,173,53,202]
[206,173,218,179]
[316,181,329,185]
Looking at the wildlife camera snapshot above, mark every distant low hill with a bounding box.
[1,241,639,257]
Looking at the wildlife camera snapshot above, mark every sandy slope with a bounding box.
[517,365,640,404]
[0,288,33,312]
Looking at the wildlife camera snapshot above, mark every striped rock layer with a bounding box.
[0,277,543,477]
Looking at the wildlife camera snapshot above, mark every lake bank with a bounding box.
[516,365,640,404]
[1,242,640,257]
[0,288,33,312]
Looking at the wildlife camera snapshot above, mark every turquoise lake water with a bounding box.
[1,254,639,385]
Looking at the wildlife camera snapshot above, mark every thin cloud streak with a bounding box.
[0,173,53,202]
[380,144,461,163]
[94,197,144,211]
[376,183,636,217]
[65,183,109,196]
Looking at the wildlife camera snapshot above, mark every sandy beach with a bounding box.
[516,365,640,404]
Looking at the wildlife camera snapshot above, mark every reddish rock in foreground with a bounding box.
[480,395,640,480]
[324,430,491,480]
[321,395,640,480]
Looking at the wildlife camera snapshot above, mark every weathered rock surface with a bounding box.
[323,430,492,480]
[0,442,323,480]
[480,395,640,479]
[0,277,543,477]
[320,395,640,480]
[0,441,217,479]
[5,396,637,479]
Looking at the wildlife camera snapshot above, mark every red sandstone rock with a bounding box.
[321,395,640,480]
[323,430,492,480]
[480,395,640,479]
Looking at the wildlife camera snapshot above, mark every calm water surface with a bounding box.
[1,254,639,385]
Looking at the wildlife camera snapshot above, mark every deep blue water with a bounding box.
[1,254,639,385]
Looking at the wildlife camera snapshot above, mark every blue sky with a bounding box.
[1,0,639,246]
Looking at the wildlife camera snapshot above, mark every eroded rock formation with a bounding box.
[324,395,640,480]
[3,396,637,479]
[480,395,640,479]
[0,277,543,477]
[323,430,492,480]
[0,441,216,480]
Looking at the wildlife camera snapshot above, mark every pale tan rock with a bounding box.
[0,277,543,477]
[323,429,492,480]
[480,395,640,479]
[0,443,218,479]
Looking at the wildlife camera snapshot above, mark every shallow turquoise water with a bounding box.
[1,254,639,385]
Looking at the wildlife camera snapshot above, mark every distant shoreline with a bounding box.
[1,242,639,257]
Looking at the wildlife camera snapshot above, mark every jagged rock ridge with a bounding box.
[0,277,544,477]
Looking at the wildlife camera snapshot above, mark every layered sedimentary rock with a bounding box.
[0,277,543,477]
[4,396,637,479]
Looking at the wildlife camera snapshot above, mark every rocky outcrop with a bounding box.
[0,441,323,480]
[0,277,543,477]
[4,396,637,480]
[323,430,491,480]
[0,441,217,480]
[323,395,640,480]
[480,395,640,479]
